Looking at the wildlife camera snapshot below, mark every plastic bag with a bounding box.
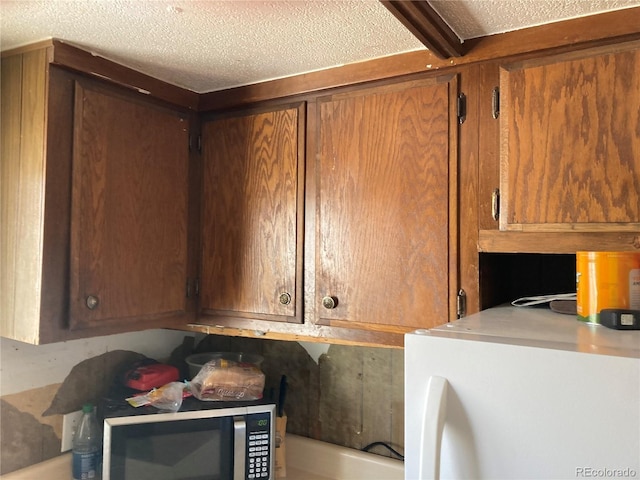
[126,381,186,412]
[189,359,265,401]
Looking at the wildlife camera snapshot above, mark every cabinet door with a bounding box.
[315,77,458,332]
[70,82,190,329]
[499,43,640,232]
[200,105,303,322]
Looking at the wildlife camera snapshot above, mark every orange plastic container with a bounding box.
[576,251,640,324]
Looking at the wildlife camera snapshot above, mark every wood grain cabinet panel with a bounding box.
[200,105,304,323]
[69,82,191,330]
[314,77,458,332]
[2,46,194,343]
[1,50,48,343]
[499,42,640,232]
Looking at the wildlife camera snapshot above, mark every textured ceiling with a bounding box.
[1,0,639,94]
[430,0,640,39]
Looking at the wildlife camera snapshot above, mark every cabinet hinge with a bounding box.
[492,87,500,119]
[188,134,202,154]
[457,289,467,319]
[186,278,201,297]
[491,188,500,221]
[457,93,467,125]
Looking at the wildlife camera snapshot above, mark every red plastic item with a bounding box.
[125,364,180,391]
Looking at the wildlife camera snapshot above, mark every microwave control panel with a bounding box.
[246,412,272,479]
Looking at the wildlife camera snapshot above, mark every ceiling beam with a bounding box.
[379,0,465,59]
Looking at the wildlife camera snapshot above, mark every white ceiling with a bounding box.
[1,0,639,94]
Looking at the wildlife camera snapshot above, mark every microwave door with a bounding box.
[104,414,234,480]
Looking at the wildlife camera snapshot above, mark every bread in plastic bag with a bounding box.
[189,358,265,401]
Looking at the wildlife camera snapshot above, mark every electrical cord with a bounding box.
[361,441,404,461]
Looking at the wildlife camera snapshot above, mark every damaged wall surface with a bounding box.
[0,332,404,475]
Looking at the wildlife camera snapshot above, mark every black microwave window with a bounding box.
[109,417,233,480]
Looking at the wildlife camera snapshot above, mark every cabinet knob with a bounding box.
[279,292,292,305]
[85,295,99,310]
[322,296,338,309]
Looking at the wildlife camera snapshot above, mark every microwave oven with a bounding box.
[102,399,275,480]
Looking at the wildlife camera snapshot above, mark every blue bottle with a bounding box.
[72,403,102,479]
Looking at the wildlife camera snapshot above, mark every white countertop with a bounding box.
[1,434,404,480]
[286,434,403,480]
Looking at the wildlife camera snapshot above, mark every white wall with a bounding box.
[0,329,195,396]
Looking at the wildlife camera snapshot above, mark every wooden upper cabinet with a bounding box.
[200,104,304,323]
[499,41,640,232]
[70,81,191,330]
[2,45,194,343]
[314,76,458,332]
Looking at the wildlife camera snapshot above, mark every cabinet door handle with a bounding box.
[279,292,292,305]
[322,296,338,309]
[85,295,99,310]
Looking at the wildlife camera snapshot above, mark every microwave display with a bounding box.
[103,403,274,480]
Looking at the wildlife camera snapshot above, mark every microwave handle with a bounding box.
[233,416,247,480]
